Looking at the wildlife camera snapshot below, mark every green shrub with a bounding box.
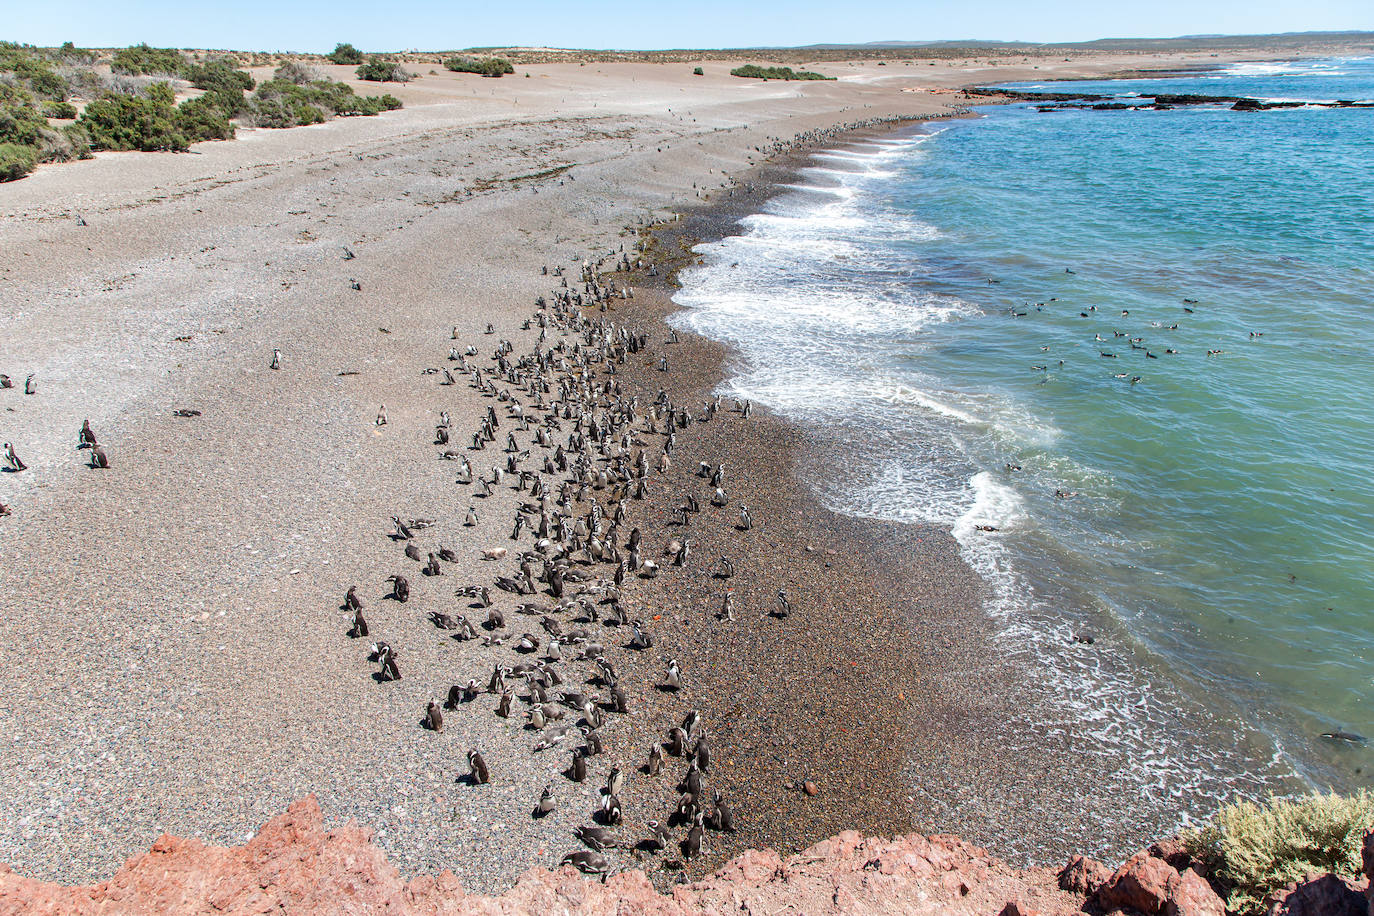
[327,43,365,65]
[0,141,37,181]
[78,90,186,151]
[43,100,77,119]
[0,100,48,147]
[1184,791,1374,915]
[184,59,254,94]
[272,60,320,85]
[729,64,834,81]
[247,77,400,127]
[693,67,704,76]
[444,56,514,77]
[111,43,188,77]
[356,57,412,82]
[175,94,235,142]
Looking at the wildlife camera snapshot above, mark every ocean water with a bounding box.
[671,57,1374,819]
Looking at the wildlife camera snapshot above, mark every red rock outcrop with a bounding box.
[0,796,1084,916]
[5,798,1374,915]
[1094,849,1225,916]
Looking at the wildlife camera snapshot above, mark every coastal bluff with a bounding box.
[1,795,1367,915]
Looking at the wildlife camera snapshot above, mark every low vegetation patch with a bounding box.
[356,56,413,82]
[729,64,834,81]
[326,42,365,66]
[110,43,188,77]
[1184,790,1374,915]
[0,42,405,180]
[444,56,514,77]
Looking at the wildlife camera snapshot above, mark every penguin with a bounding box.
[90,446,109,469]
[682,815,704,861]
[560,850,608,874]
[569,747,587,782]
[270,348,281,370]
[388,574,409,602]
[424,553,441,577]
[345,587,365,613]
[467,749,490,784]
[605,765,624,797]
[4,443,27,472]
[0,375,9,388]
[662,658,682,691]
[575,825,618,851]
[738,505,752,531]
[775,590,792,618]
[464,507,478,527]
[534,784,555,818]
[405,543,422,562]
[23,374,36,395]
[720,591,735,621]
[372,642,400,681]
[347,608,368,639]
[641,820,670,853]
[646,744,663,776]
[375,405,388,426]
[392,516,414,540]
[695,733,711,772]
[496,689,513,718]
[78,419,97,449]
[665,726,687,757]
[707,789,735,832]
[425,700,444,732]
[601,791,622,826]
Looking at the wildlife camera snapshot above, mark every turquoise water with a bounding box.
[673,57,1374,810]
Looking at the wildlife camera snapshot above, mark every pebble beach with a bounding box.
[0,47,1317,892]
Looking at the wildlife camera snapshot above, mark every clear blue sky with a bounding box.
[7,0,1372,52]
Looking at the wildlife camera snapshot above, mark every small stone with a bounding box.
[802,780,819,797]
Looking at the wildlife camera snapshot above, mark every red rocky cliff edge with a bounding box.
[1,798,1373,915]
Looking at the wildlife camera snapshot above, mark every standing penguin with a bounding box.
[3,443,26,472]
[425,700,444,732]
[467,749,490,784]
[270,348,281,370]
[388,574,409,602]
[90,446,109,469]
[23,374,35,395]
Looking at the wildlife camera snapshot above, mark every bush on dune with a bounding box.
[110,43,188,77]
[444,56,514,77]
[0,140,37,181]
[1184,790,1374,915]
[729,64,834,81]
[356,57,413,82]
[326,42,365,65]
[184,59,254,94]
[272,60,321,85]
[43,99,77,119]
[246,78,400,128]
[78,83,188,151]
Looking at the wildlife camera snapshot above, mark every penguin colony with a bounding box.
[342,251,756,878]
